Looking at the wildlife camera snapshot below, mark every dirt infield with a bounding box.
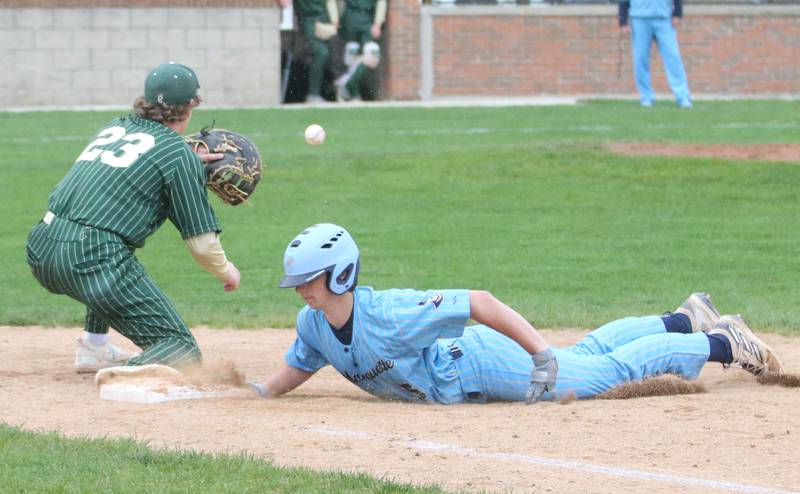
[607,142,800,163]
[1,326,799,493]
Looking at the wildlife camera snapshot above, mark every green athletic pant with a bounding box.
[26,217,201,368]
[340,9,376,98]
[299,15,331,98]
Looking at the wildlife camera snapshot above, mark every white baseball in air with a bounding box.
[304,124,326,145]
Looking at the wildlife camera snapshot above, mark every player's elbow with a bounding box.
[470,289,492,301]
[469,290,500,315]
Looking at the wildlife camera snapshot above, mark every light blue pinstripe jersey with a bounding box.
[286,286,471,403]
[285,287,711,403]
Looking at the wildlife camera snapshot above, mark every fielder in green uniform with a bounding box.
[26,62,241,373]
[336,0,386,102]
[284,0,340,103]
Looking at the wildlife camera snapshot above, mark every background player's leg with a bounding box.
[653,18,692,106]
[301,19,330,101]
[345,30,377,100]
[345,64,367,100]
[565,316,665,355]
[631,18,656,105]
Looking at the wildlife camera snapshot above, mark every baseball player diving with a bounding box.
[26,62,245,373]
[249,223,783,403]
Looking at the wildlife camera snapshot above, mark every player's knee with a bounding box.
[362,41,380,68]
[344,41,360,67]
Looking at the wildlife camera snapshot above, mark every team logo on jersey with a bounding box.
[343,359,394,384]
[418,293,444,309]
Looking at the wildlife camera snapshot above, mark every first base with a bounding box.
[99,380,243,404]
[95,364,247,404]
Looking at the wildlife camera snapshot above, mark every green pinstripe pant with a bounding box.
[26,217,201,368]
[299,15,332,97]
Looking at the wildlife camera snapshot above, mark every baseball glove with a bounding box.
[185,127,263,206]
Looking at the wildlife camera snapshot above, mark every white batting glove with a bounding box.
[526,348,558,404]
[247,381,268,398]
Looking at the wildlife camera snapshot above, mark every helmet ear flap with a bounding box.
[335,263,354,285]
[328,259,360,295]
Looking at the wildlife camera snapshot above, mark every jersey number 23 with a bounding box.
[76,126,155,169]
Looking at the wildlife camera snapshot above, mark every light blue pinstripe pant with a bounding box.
[453,316,710,402]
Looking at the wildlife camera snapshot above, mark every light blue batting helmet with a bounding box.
[279,223,360,295]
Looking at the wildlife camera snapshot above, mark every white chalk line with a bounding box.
[309,426,797,494]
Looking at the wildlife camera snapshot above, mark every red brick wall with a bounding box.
[385,0,421,100]
[387,5,800,99]
[434,15,621,95]
[680,15,800,93]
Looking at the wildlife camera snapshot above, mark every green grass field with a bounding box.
[3,100,798,331]
[2,100,799,492]
[0,424,444,494]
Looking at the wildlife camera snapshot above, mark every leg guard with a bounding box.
[362,41,381,69]
[344,41,360,67]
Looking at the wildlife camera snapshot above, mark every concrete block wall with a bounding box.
[0,2,281,109]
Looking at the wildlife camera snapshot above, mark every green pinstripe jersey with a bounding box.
[294,0,327,19]
[344,0,376,12]
[48,114,220,248]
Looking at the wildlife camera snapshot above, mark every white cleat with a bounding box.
[74,337,136,374]
[674,292,721,333]
[709,315,784,376]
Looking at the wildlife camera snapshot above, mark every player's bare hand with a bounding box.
[672,17,681,29]
[223,262,241,292]
[526,348,557,404]
[196,152,225,163]
[370,24,382,39]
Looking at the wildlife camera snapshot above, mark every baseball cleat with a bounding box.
[674,292,721,333]
[74,337,136,374]
[709,315,784,376]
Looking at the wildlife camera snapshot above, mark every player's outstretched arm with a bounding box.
[249,364,315,398]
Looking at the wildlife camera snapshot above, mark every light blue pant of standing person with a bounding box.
[631,17,692,107]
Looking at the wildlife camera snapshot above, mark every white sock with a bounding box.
[84,332,109,346]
